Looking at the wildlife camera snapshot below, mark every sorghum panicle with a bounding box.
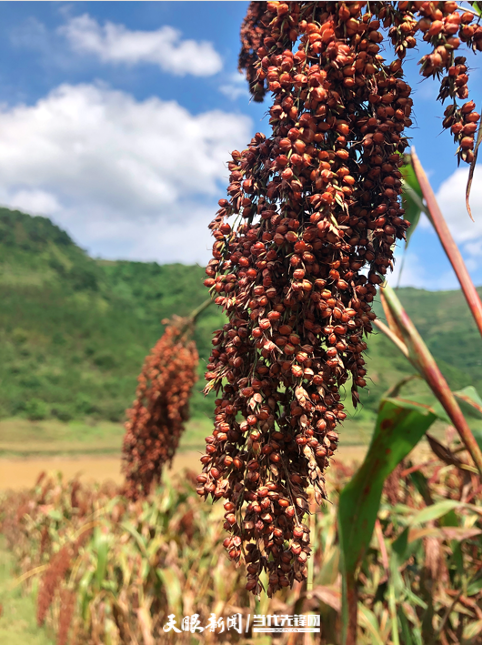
[122,317,198,501]
[198,1,481,596]
[239,1,271,102]
[240,1,481,163]
[37,545,72,627]
[388,1,481,163]
[58,588,75,645]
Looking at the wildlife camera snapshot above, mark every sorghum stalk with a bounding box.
[380,283,482,477]
[411,148,482,338]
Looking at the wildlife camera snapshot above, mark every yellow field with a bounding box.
[0,447,372,491]
[0,415,438,490]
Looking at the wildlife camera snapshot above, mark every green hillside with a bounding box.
[0,207,481,426]
[0,207,224,423]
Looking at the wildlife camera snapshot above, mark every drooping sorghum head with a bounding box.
[198,0,481,597]
[122,317,198,501]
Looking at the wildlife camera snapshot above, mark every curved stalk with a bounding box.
[176,297,214,338]
[380,283,482,476]
[411,148,482,339]
[189,297,214,323]
[373,319,409,360]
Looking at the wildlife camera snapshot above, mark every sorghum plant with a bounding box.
[6,436,479,645]
[57,588,76,645]
[122,316,199,500]
[36,521,92,642]
[198,1,482,596]
[37,544,73,628]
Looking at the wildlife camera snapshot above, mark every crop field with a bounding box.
[0,416,383,490]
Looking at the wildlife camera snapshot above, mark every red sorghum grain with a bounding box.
[122,317,199,501]
[239,1,271,102]
[199,0,481,596]
[57,588,75,645]
[37,545,72,626]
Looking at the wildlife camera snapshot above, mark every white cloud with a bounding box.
[387,251,427,289]
[219,72,250,101]
[387,250,459,290]
[7,189,62,215]
[10,17,49,50]
[436,165,482,265]
[220,84,249,101]
[0,83,251,263]
[59,14,223,77]
[417,211,432,230]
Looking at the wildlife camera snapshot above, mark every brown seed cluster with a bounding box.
[198,0,418,596]
[239,1,481,165]
[200,0,482,597]
[37,545,73,627]
[122,317,198,501]
[403,1,481,163]
[58,588,75,645]
[239,1,270,102]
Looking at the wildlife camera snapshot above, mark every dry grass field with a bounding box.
[0,432,438,491]
[0,415,379,489]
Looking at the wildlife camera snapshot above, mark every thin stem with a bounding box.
[395,246,406,290]
[380,291,405,345]
[401,178,432,224]
[14,563,49,586]
[411,148,482,339]
[381,284,482,477]
[175,296,214,338]
[388,583,400,645]
[306,493,316,596]
[373,319,410,360]
[427,587,464,645]
[189,297,214,323]
[456,4,481,18]
[374,519,389,574]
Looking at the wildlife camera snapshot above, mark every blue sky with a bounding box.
[0,1,481,289]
